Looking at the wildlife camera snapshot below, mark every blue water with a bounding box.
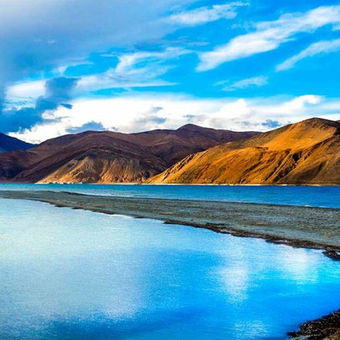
[0,198,339,339]
[0,183,339,208]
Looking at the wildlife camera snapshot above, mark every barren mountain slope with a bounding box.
[0,124,258,183]
[149,118,340,185]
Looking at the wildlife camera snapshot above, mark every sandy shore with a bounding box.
[1,189,340,339]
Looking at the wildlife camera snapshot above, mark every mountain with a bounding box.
[0,124,259,183]
[149,118,340,185]
[0,132,35,153]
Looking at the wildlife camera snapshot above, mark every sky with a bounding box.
[1,0,340,143]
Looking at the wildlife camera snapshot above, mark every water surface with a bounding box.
[0,198,339,339]
[0,183,339,208]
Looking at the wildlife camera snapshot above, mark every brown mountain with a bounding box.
[0,132,35,153]
[0,124,258,183]
[149,118,340,185]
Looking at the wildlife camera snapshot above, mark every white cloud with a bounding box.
[7,80,45,98]
[5,47,190,106]
[0,0,197,109]
[7,80,45,99]
[276,39,340,71]
[77,69,173,93]
[197,5,340,71]
[77,47,189,92]
[115,47,188,73]
[6,80,46,108]
[221,76,268,91]
[10,94,340,144]
[168,2,246,26]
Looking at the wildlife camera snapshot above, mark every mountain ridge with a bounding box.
[0,124,258,183]
[149,118,340,185]
[1,118,338,185]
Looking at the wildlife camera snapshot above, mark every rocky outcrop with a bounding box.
[288,310,340,340]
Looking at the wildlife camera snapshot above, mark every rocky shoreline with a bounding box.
[288,310,340,339]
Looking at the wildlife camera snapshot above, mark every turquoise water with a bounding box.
[0,198,340,339]
[0,183,339,208]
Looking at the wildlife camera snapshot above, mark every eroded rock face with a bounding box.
[0,124,258,183]
[149,118,340,185]
[288,310,340,340]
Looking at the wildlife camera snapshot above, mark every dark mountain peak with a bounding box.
[177,124,211,132]
[0,132,35,153]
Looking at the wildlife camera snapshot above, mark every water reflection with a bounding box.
[0,198,339,339]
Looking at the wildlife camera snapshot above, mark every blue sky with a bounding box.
[1,0,340,142]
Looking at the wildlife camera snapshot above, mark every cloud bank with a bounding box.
[0,0,196,123]
[10,94,340,144]
[1,77,78,133]
[2,2,340,140]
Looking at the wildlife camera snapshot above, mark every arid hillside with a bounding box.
[0,124,258,183]
[149,118,340,185]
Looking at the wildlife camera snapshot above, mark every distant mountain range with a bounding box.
[0,133,35,153]
[150,118,340,185]
[0,124,257,183]
[0,118,339,185]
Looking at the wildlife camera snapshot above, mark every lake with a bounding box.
[0,183,340,208]
[0,194,340,339]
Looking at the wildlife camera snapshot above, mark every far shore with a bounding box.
[1,189,340,338]
[1,181,340,187]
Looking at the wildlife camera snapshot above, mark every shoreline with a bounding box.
[0,189,340,339]
[38,182,340,186]
[1,181,340,187]
[288,309,340,339]
[0,190,339,255]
